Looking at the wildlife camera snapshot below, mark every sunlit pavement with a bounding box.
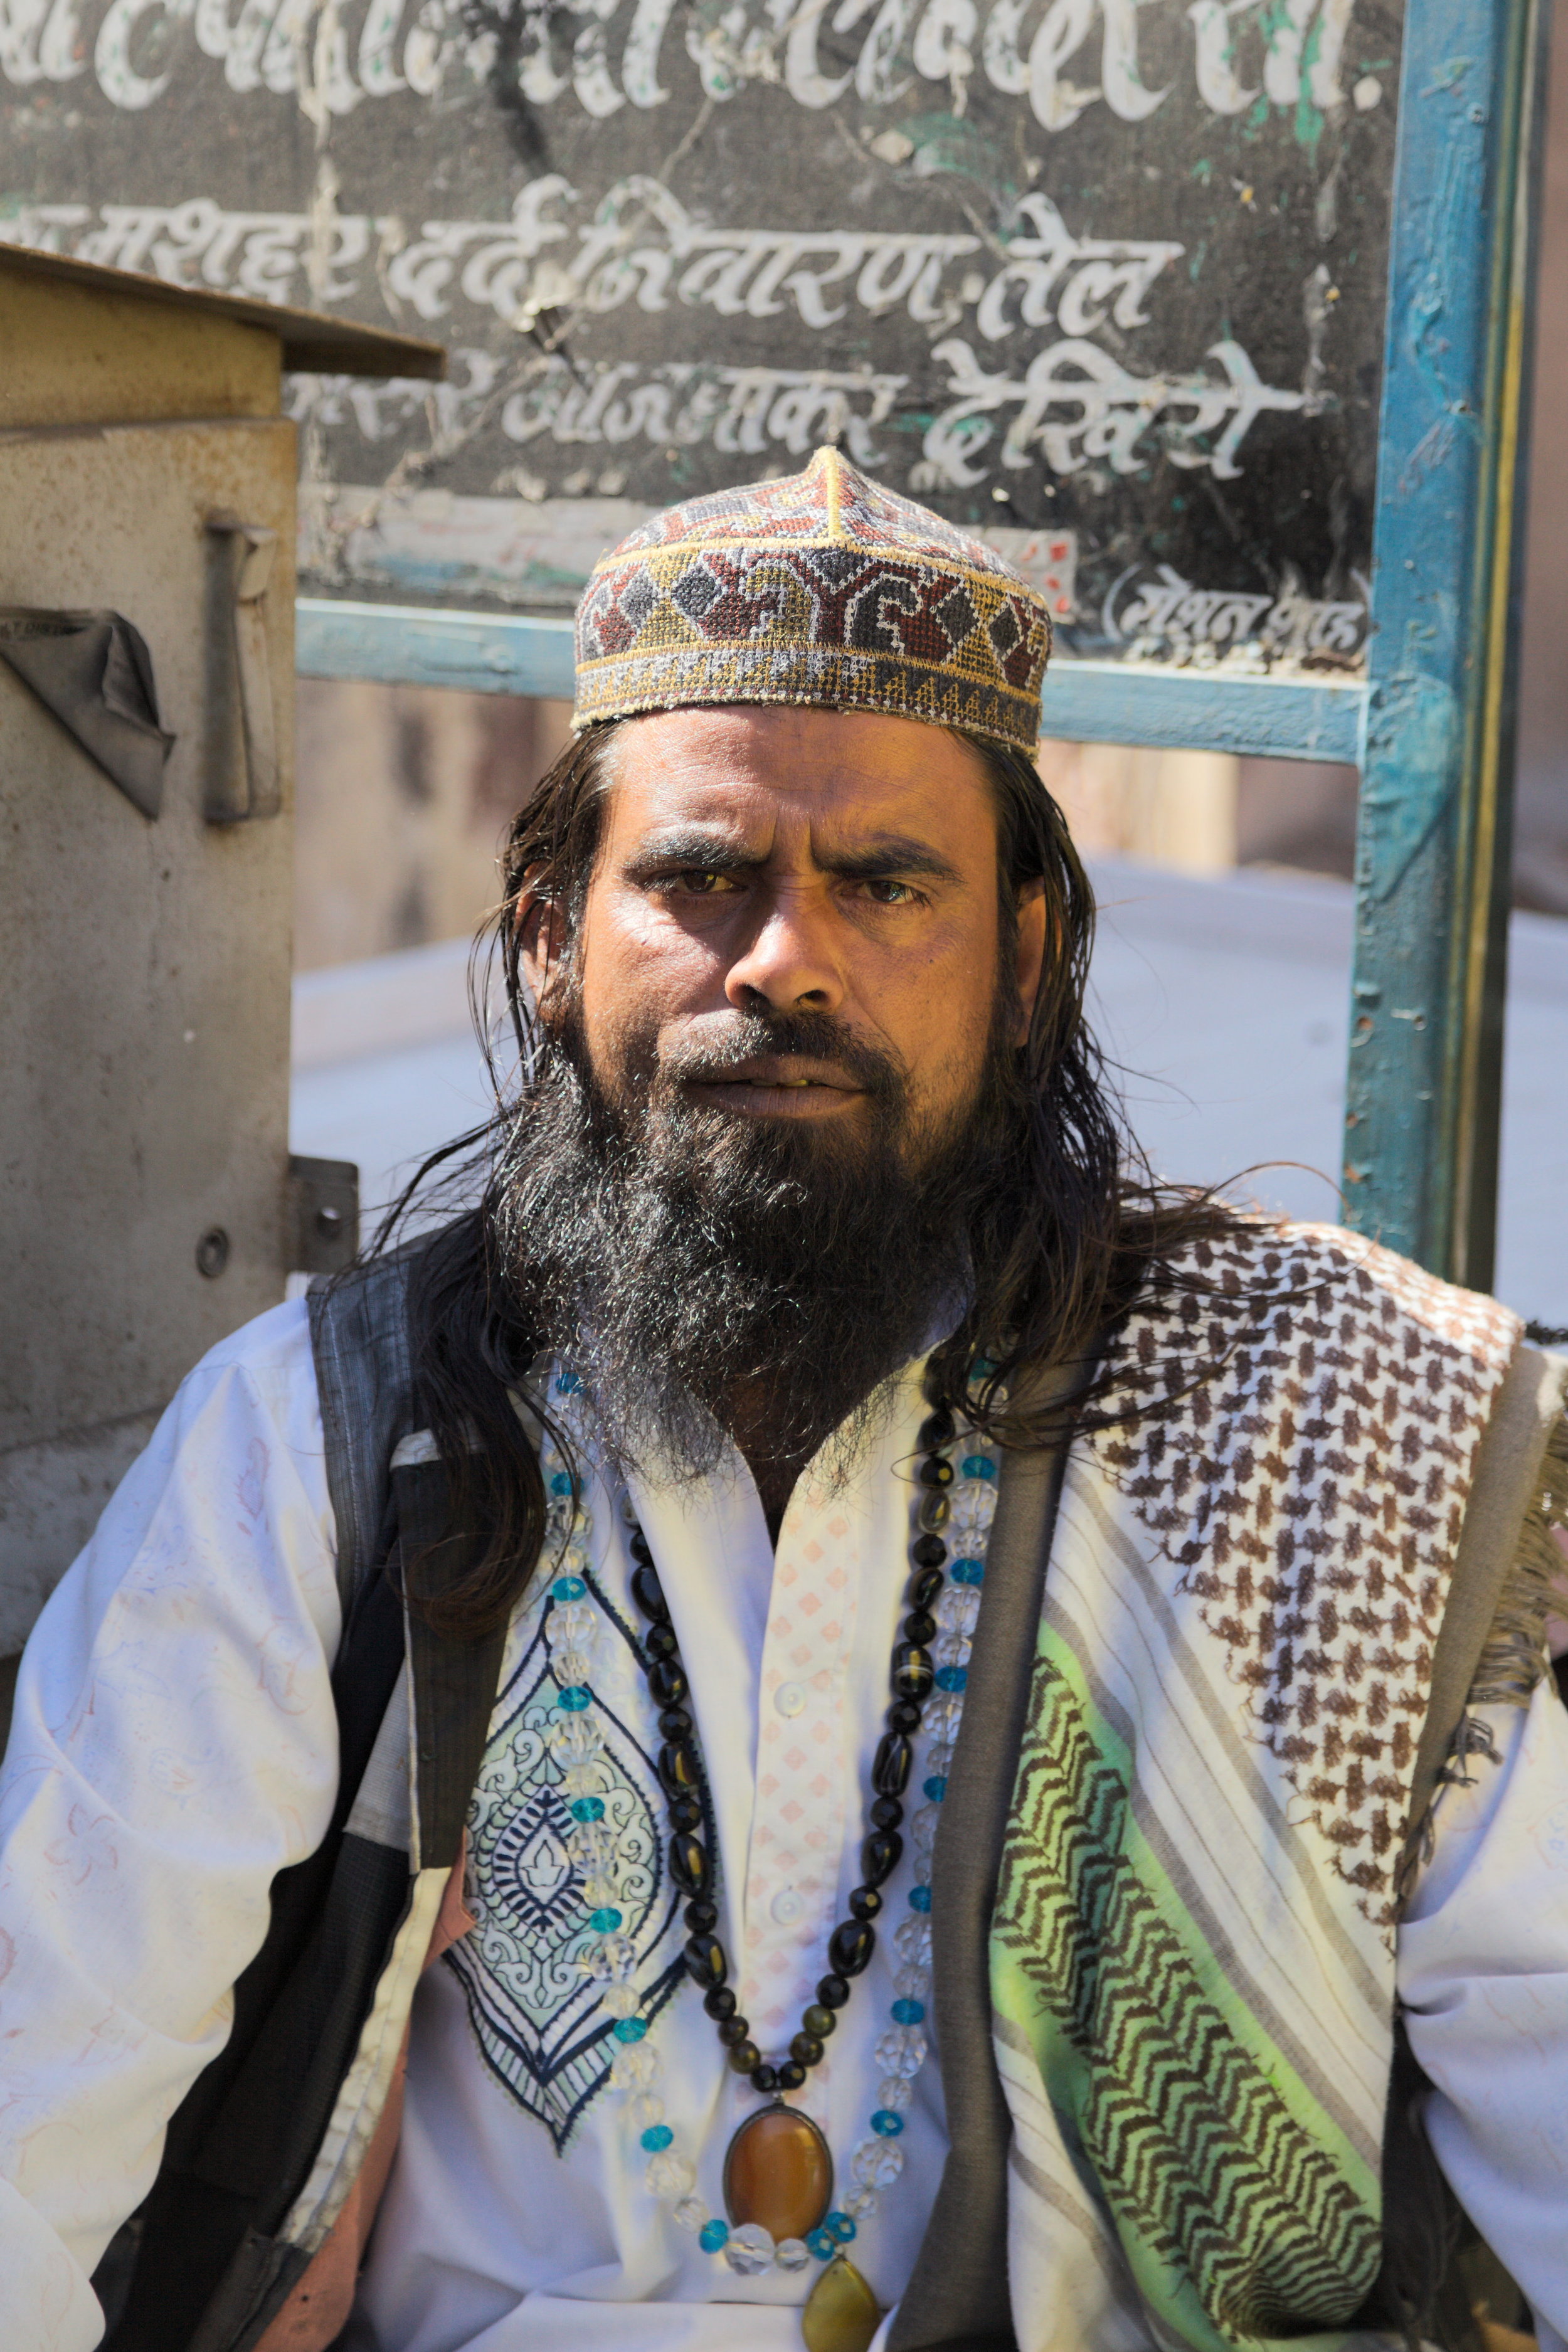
[291,858,1568,1331]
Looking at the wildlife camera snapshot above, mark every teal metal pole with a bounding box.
[293,603,1369,763]
[1343,0,1549,1285]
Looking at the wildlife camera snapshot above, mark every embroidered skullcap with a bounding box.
[573,447,1051,753]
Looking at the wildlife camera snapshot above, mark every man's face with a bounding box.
[527,706,1046,1150]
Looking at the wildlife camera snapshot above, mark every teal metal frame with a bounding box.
[295,0,1549,1286]
[294,601,1369,763]
[1343,0,1549,1288]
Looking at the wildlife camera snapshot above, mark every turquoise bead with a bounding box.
[891,1998,925,2025]
[951,1558,985,1585]
[558,1686,591,1711]
[553,1574,586,1601]
[923,1774,948,1802]
[871,2110,904,2136]
[807,2227,836,2260]
[908,1885,932,1912]
[550,1471,574,1496]
[699,2219,729,2253]
[935,1665,967,1692]
[556,1371,581,1394]
[961,1454,995,1479]
[569,1798,605,1822]
[590,1907,623,1932]
[640,2124,673,2151]
[826,2212,856,2243]
[613,2016,647,2043]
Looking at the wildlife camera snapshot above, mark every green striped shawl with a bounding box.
[988,1222,1537,2352]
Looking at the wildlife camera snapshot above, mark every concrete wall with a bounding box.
[295,682,572,970]
[0,417,298,1650]
[1033,744,1362,882]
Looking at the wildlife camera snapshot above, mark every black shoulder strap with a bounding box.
[395,1455,510,1872]
[307,1244,425,1618]
[889,1360,1087,2352]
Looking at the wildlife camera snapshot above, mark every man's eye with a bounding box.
[862,878,919,905]
[669,869,735,895]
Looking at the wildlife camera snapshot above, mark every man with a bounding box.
[2,448,1566,2352]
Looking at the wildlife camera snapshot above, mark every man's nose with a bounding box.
[723,888,845,1014]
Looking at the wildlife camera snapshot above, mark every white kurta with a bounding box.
[0,1298,1565,2352]
[1401,1684,1568,2352]
[351,1346,954,2352]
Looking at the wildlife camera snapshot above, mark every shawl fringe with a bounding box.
[1397,1408,1568,1897]
[1466,1406,1568,1708]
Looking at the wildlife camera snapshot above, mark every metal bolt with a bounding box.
[314,1204,344,1240]
[196,1227,230,1279]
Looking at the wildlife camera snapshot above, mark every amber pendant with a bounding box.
[724,2102,833,2243]
[802,2255,881,2352]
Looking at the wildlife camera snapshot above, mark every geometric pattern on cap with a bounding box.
[573,445,1052,753]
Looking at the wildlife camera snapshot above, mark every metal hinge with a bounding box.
[287,1153,360,1274]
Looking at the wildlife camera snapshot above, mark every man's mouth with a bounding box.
[684,1056,866,1113]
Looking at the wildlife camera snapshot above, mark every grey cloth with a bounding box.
[0,607,174,818]
[890,1374,1081,2352]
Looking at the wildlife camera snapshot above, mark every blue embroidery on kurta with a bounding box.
[446,1591,684,2151]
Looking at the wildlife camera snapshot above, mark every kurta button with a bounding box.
[775,1682,806,1717]
[771,1887,804,1924]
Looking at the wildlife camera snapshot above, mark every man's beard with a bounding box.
[489,995,1027,1488]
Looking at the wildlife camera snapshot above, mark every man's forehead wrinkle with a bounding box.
[609,733,990,876]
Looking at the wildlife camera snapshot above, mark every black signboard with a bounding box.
[2,0,1399,659]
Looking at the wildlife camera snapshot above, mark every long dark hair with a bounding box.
[388,719,1233,1638]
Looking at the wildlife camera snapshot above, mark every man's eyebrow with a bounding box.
[625,828,962,883]
[817,836,963,884]
[627,827,759,871]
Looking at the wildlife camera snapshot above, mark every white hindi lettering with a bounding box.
[0,183,1183,342]
[4,196,384,307]
[289,352,911,466]
[278,339,1303,489]
[913,336,1308,486]
[1103,559,1369,659]
[0,0,1370,124]
[1,193,1308,485]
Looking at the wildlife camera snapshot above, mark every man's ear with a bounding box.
[1012,877,1048,1047]
[517,886,566,1023]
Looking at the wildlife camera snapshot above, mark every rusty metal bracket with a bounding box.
[206,513,280,823]
[287,1153,359,1275]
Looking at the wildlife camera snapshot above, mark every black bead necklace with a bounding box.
[626,1402,960,2097]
